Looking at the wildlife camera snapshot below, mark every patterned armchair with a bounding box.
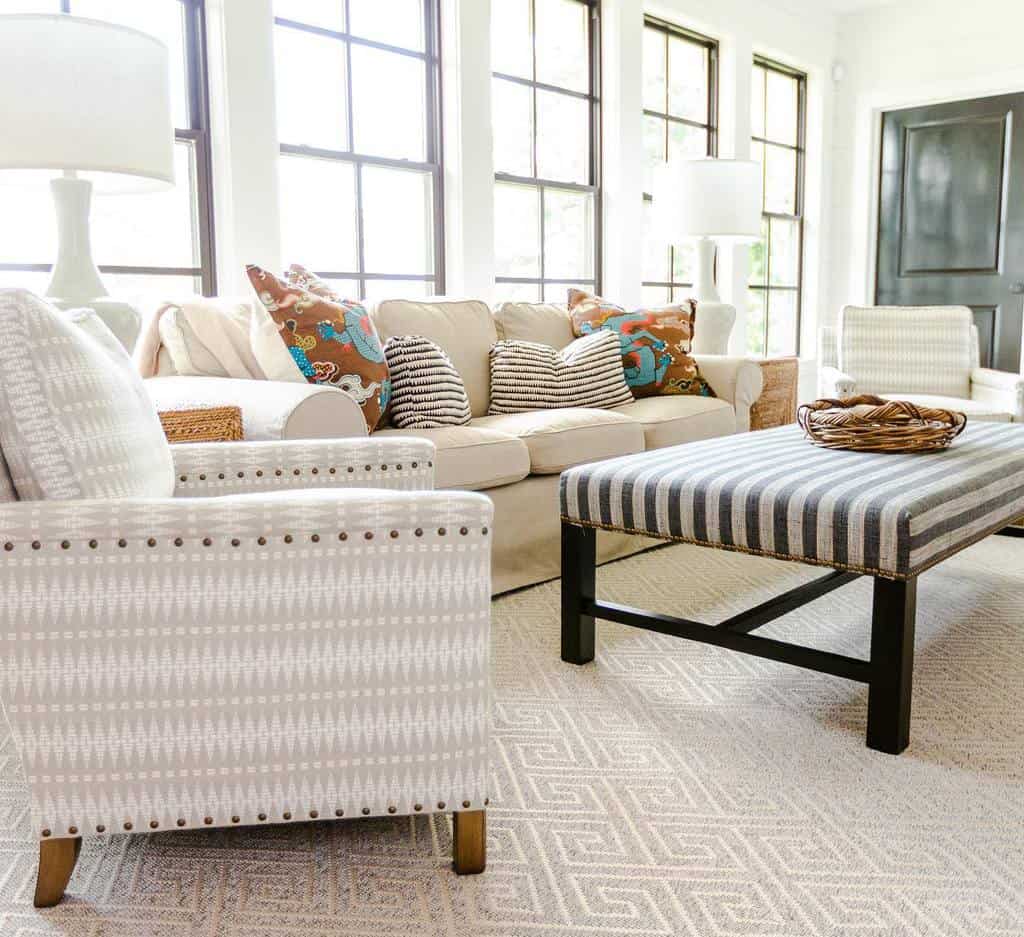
[0,291,493,907]
[819,305,1024,422]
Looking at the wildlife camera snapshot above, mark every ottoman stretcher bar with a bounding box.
[559,422,1024,754]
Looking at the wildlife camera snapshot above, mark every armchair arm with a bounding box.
[171,437,436,496]
[970,367,1024,421]
[692,355,764,432]
[0,488,492,840]
[145,376,369,441]
[819,365,857,398]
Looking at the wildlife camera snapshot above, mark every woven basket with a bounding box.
[797,395,966,453]
[158,406,244,444]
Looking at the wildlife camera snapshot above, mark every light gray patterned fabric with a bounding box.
[0,435,493,844]
[560,422,1024,578]
[0,290,174,501]
[837,305,974,398]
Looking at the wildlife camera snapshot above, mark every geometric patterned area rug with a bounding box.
[1,538,1022,936]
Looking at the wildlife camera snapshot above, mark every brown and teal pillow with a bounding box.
[246,265,390,433]
[567,289,714,399]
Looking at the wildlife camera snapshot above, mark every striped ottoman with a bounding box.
[559,421,1024,754]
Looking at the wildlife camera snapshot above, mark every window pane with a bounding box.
[751,65,766,139]
[491,0,532,80]
[668,37,707,123]
[6,1,60,10]
[766,69,799,146]
[73,0,190,128]
[92,142,198,269]
[668,121,708,162]
[0,270,51,295]
[544,188,592,280]
[349,0,424,52]
[535,0,589,94]
[746,290,766,355]
[274,0,345,30]
[671,242,696,284]
[494,183,540,278]
[274,27,348,150]
[363,278,432,301]
[642,285,670,306]
[543,282,589,303]
[361,166,434,274]
[769,217,800,287]
[643,115,667,178]
[321,278,361,300]
[536,90,589,184]
[767,290,798,356]
[100,273,200,305]
[279,155,358,271]
[0,175,56,265]
[748,217,769,286]
[498,281,542,302]
[764,144,797,215]
[492,79,534,177]
[643,28,666,113]
[641,198,670,284]
[351,46,426,160]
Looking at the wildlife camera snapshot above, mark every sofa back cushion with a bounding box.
[0,290,174,501]
[371,298,497,417]
[493,301,576,350]
[838,305,974,398]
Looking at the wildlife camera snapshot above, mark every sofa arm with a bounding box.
[145,376,369,441]
[819,365,857,398]
[171,437,436,496]
[693,355,764,432]
[971,367,1024,421]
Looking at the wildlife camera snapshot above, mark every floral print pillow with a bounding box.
[246,265,390,433]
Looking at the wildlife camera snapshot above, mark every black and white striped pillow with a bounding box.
[383,335,472,429]
[488,330,634,414]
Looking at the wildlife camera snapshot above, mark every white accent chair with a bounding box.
[819,305,1024,422]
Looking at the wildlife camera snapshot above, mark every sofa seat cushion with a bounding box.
[614,395,737,449]
[880,393,1012,423]
[474,408,644,475]
[374,425,530,490]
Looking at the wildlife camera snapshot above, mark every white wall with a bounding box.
[826,0,1024,336]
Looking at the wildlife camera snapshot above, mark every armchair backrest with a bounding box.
[837,305,976,398]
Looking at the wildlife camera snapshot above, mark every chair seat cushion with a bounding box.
[374,425,530,490]
[474,408,644,475]
[0,291,175,501]
[881,393,1012,423]
[614,395,737,449]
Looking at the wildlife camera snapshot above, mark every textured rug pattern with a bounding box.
[1,538,1022,935]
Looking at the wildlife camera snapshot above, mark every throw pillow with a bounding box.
[384,335,472,429]
[246,265,390,433]
[567,289,714,398]
[0,290,175,501]
[488,330,634,414]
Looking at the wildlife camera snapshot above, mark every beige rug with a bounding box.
[2,538,1022,935]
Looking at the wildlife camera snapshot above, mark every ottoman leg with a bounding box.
[452,810,486,874]
[34,837,81,908]
[866,577,917,754]
[561,521,596,665]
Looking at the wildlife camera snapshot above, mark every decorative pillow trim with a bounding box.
[488,330,634,415]
[384,335,472,429]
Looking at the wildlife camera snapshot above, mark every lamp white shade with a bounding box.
[652,159,763,243]
[0,14,174,192]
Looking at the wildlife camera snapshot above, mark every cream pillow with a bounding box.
[0,290,174,501]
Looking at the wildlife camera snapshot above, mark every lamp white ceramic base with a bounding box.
[692,237,720,304]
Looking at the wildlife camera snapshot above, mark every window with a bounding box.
[641,17,717,306]
[491,0,600,303]
[0,0,216,299]
[748,57,806,356]
[274,0,443,301]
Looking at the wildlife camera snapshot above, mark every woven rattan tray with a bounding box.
[158,406,243,444]
[797,395,966,453]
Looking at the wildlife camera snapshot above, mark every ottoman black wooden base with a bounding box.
[560,520,917,755]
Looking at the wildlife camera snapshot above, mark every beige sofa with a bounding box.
[144,298,764,594]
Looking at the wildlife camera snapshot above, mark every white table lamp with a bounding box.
[652,159,762,304]
[0,14,175,349]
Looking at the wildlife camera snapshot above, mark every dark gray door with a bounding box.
[876,93,1024,371]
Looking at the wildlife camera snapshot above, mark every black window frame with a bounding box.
[749,54,807,356]
[274,0,445,300]
[492,0,602,301]
[0,0,218,296]
[641,16,719,302]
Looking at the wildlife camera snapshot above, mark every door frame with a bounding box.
[847,68,1024,372]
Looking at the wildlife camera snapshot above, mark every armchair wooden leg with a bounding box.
[34,837,81,908]
[452,810,486,875]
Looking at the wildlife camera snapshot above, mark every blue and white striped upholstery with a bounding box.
[560,422,1024,579]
